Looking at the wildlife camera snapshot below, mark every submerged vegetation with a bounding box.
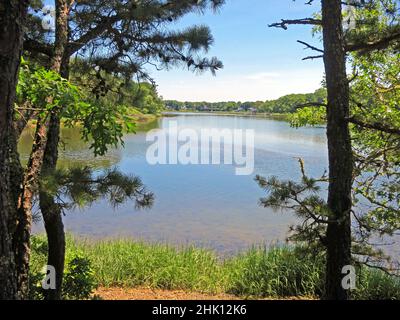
[30,236,400,300]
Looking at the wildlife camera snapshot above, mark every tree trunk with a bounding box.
[39,183,65,301]
[39,111,65,300]
[38,0,72,300]
[321,0,354,300]
[13,0,72,299]
[0,0,29,300]
[15,117,51,298]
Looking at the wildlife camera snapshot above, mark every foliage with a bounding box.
[29,236,400,300]
[352,268,400,300]
[70,59,165,116]
[350,49,400,239]
[284,41,400,257]
[26,1,225,80]
[20,0,225,302]
[290,106,326,128]
[29,236,97,300]
[16,58,164,156]
[226,246,325,298]
[344,0,400,54]
[16,59,142,156]
[62,252,97,300]
[257,0,400,274]
[40,166,154,212]
[53,237,226,294]
[63,101,134,157]
[256,172,329,246]
[28,236,48,300]
[16,58,85,117]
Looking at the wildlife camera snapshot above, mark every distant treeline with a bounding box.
[164,88,326,114]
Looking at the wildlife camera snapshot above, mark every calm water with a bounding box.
[21,114,329,254]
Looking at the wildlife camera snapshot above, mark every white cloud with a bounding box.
[154,68,324,102]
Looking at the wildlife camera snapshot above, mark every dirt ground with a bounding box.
[94,287,314,300]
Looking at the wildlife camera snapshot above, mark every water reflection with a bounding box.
[21,114,330,254]
[19,126,122,169]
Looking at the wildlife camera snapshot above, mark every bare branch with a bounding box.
[297,40,324,53]
[295,102,327,109]
[303,55,324,61]
[269,18,322,30]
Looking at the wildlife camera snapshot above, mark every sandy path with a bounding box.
[94,287,313,300]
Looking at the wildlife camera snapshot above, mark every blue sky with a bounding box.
[152,0,325,102]
[43,0,325,102]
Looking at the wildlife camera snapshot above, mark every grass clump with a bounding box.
[225,246,324,298]
[77,239,226,293]
[30,235,400,300]
[352,268,400,300]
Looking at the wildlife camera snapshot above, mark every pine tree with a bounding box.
[0,0,29,300]
[20,0,225,300]
[267,0,400,300]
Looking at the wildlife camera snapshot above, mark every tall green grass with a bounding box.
[30,235,400,299]
[225,246,324,297]
[79,239,227,293]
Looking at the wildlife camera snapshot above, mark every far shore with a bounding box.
[162,110,290,121]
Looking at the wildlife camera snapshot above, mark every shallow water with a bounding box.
[22,114,331,254]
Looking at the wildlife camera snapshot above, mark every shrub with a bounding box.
[62,252,97,300]
[30,235,97,300]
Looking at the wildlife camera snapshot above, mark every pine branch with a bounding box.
[348,116,400,135]
[268,18,322,30]
[23,39,54,57]
[346,31,400,54]
[295,102,327,109]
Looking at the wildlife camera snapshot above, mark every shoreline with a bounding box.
[163,110,291,121]
[25,111,160,132]
[30,235,400,300]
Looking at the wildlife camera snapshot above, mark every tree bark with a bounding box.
[321,0,354,300]
[15,116,50,298]
[39,111,65,301]
[0,0,29,300]
[38,0,72,300]
[13,0,72,300]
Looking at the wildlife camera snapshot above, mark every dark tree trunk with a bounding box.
[321,0,354,300]
[12,0,71,298]
[40,58,70,301]
[38,0,71,300]
[39,110,64,300]
[39,183,65,301]
[16,116,51,298]
[13,0,72,300]
[0,0,29,300]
